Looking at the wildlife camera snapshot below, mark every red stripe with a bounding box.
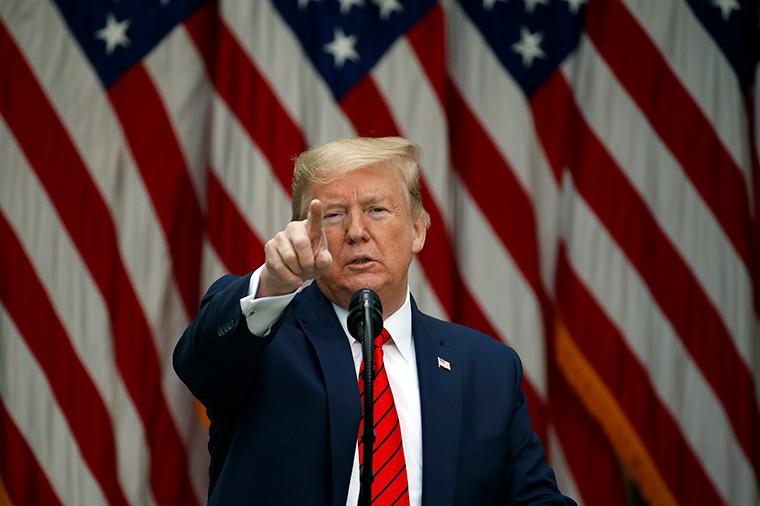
[0,400,62,506]
[339,74,549,442]
[0,22,199,506]
[405,5,446,102]
[742,91,760,318]
[532,72,760,484]
[0,214,130,506]
[547,358,626,505]
[107,64,204,318]
[555,248,724,505]
[403,6,561,445]
[446,83,545,298]
[206,170,266,274]
[586,0,755,270]
[185,1,308,194]
[407,6,548,309]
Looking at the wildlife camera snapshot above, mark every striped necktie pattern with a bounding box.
[357,328,410,505]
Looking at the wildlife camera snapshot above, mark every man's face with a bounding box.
[313,163,427,318]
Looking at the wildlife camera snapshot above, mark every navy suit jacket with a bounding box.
[174,274,575,505]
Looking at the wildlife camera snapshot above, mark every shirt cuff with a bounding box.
[239,265,310,336]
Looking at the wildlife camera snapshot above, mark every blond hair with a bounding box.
[291,137,430,228]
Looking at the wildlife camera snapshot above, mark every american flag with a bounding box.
[1,0,758,504]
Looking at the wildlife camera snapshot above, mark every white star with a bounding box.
[94,13,131,55]
[372,0,403,20]
[323,27,360,68]
[561,0,586,14]
[712,0,740,20]
[483,0,508,10]
[523,0,548,14]
[338,0,364,14]
[511,27,545,67]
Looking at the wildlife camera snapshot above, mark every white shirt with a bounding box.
[239,267,423,505]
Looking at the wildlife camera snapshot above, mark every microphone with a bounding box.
[347,289,383,506]
[347,288,383,342]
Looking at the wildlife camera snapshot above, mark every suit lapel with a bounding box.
[295,284,361,506]
[412,300,463,506]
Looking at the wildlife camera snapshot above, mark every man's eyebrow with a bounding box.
[357,193,390,205]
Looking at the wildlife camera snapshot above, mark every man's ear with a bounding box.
[411,214,427,254]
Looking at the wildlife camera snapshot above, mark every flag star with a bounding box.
[524,0,548,14]
[511,27,545,67]
[562,0,586,14]
[298,0,321,8]
[94,13,131,55]
[323,27,360,68]
[338,0,364,14]
[712,0,740,20]
[372,0,403,20]
[483,0,508,10]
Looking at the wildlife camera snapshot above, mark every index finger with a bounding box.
[305,199,324,241]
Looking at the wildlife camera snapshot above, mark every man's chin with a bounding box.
[317,275,386,305]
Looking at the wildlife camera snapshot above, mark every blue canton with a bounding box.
[53,0,208,88]
[273,0,437,101]
[457,0,586,98]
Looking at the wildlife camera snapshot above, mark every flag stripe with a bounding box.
[207,171,266,274]
[620,0,752,185]
[107,64,204,318]
[547,359,627,505]
[0,21,198,505]
[185,1,308,194]
[1,3,206,480]
[554,318,678,506]
[562,31,757,373]
[207,95,293,248]
[443,1,563,291]
[0,399,62,506]
[219,0,356,146]
[1,113,151,506]
[531,72,760,483]
[143,24,213,199]
[586,0,753,268]
[558,184,758,504]
[408,7,552,316]
[0,304,107,506]
[556,251,725,504]
[0,204,130,506]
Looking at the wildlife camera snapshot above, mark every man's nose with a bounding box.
[346,211,370,243]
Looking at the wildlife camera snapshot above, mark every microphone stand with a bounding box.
[348,289,383,506]
[359,307,375,506]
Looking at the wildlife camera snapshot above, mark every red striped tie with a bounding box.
[357,328,410,505]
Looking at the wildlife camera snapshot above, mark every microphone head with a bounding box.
[347,289,383,342]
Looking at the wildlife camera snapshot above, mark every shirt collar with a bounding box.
[332,289,413,364]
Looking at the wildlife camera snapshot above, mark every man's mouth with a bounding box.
[349,257,372,265]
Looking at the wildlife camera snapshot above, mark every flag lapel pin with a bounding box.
[437,356,451,371]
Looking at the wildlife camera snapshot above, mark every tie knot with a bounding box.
[376,328,391,347]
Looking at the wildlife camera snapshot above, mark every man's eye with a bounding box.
[323,212,344,222]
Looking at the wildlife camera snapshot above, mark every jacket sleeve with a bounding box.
[504,350,577,506]
[172,273,273,419]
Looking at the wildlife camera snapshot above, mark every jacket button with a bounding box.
[217,319,234,337]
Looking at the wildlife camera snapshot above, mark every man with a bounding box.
[174,137,575,505]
